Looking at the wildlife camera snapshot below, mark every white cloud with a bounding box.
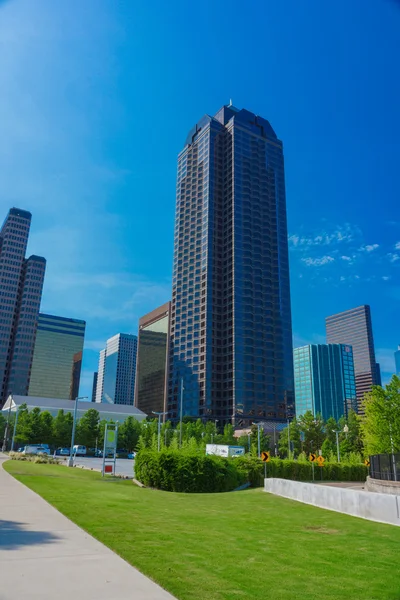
[288,223,356,249]
[359,244,379,252]
[395,242,400,250]
[341,255,352,261]
[382,276,391,281]
[301,256,335,267]
[388,253,400,263]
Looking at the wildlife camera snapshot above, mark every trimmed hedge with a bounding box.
[234,455,368,487]
[135,449,244,493]
[135,451,368,493]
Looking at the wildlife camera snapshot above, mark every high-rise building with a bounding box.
[135,302,170,416]
[28,313,86,399]
[395,347,400,376]
[326,305,379,412]
[294,344,357,421]
[168,105,294,425]
[91,372,98,402]
[95,333,137,405]
[0,208,46,405]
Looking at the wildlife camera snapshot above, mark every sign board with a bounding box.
[364,459,370,467]
[316,455,325,466]
[309,453,316,462]
[104,464,113,474]
[261,451,270,463]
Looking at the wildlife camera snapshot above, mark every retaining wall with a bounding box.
[366,477,400,496]
[264,478,400,527]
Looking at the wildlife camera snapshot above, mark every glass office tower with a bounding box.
[135,302,170,416]
[28,313,86,399]
[326,305,379,413]
[294,344,357,421]
[168,105,294,425]
[0,208,46,405]
[95,333,137,405]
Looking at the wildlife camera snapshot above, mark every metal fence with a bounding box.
[370,453,400,481]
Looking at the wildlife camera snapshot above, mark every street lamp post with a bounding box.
[252,423,261,458]
[2,394,13,453]
[67,396,88,467]
[287,418,290,459]
[11,406,21,452]
[179,377,184,448]
[152,411,167,452]
[333,430,340,462]
[247,432,251,453]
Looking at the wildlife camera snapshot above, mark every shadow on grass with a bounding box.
[0,520,59,551]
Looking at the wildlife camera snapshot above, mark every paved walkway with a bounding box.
[0,454,176,600]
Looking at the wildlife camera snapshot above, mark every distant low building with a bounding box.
[294,344,357,421]
[1,394,147,423]
[28,313,86,400]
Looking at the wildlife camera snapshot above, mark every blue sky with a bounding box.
[1,0,399,397]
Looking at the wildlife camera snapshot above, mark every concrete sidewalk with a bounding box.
[0,454,176,600]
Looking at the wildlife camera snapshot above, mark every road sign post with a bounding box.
[261,451,270,479]
[316,455,325,481]
[102,423,118,477]
[309,453,317,482]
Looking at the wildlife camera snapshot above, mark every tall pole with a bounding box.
[248,432,251,453]
[152,411,167,452]
[287,418,290,459]
[179,377,184,448]
[68,396,87,467]
[389,422,397,482]
[11,407,20,452]
[335,430,340,463]
[2,394,13,452]
[257,424,261,458]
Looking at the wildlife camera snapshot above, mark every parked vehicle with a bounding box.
[127,452,136,459]
[94,449,103,457]
[205,444,245,458]
[22,445,50,456]
[17,447,25,453]
[73,445,87,456]
[55,447,70,456]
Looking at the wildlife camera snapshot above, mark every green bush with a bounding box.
[135,451,368,492]
[135,449,244,493]
[8,451,59,465]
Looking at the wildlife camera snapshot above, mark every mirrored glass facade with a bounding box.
[28,313,86,399]
[96,333,137,406]
[168,106,294,425]
[135,302,170,416]
[294,344,357,421]
[326,305,379,413]
[395,347,400,376]
[0,208,46,404]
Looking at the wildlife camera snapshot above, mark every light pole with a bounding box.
[2,393,13,452]
[67,396,88,467]
[247,431,251,453]
[333,430,340,462]
[287,418,290,459]
[179,377,184,448]
[152,411,167,452]
[11,405,22,452]
[343,424,349,439]
[252,423,261,458]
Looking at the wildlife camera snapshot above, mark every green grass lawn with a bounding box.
[4,461,400,600]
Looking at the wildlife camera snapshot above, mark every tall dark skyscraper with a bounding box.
[168,105,294,426]
[326,305,379,413]
[0,208,46,405]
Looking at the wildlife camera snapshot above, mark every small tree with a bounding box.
[40,411,54,446]
[76,408,100,447]
[278,419,301,458]
[119,417,141,451]
[361,376,400,455]
[298,411,325,455]
[53,410,73,448]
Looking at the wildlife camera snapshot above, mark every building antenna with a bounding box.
[228,98,233,107]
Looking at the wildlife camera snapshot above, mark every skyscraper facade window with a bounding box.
[91,372,98,402]
[95,333,137,405]
[135,302,170,416]
[0,208,46,405]
[294,344,357,421]
[326,305,379,413]
[168,105,294,426]
[28,313,86,399]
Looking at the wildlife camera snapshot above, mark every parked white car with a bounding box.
[22,445,50,455]
[73,445,87,456]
